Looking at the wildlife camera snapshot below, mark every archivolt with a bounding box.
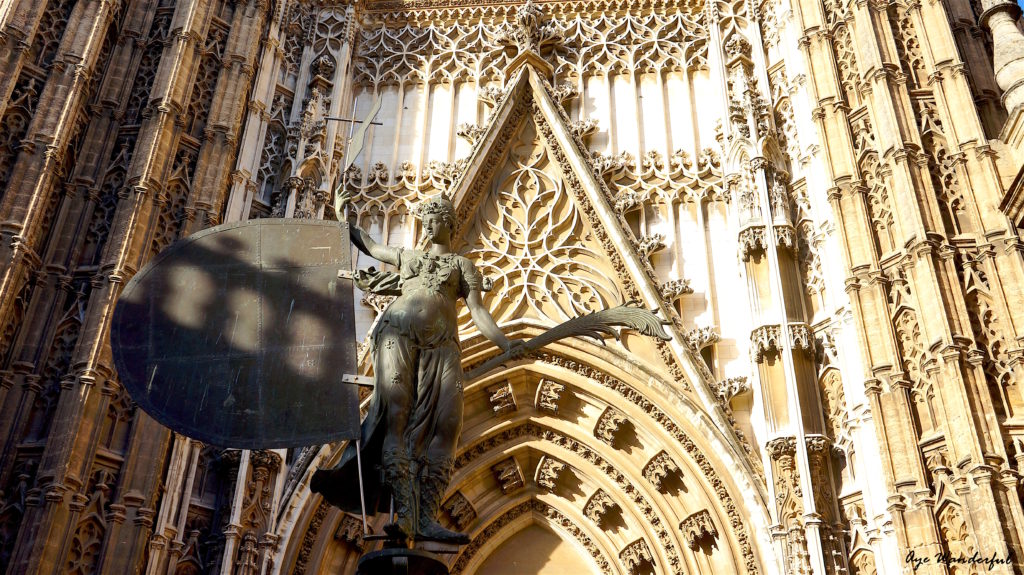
[275,338,771,575]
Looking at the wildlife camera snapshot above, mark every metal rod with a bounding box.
[325,116,383,125]
[356,438,368,535]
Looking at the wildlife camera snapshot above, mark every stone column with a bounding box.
[0,0,120,357]
[981,0,1024,114]
[3,0,216,570]
[0,0,49,119]
[183,0,271,235]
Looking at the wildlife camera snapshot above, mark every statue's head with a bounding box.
[417,195,456,232]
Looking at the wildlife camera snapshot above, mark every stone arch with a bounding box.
[273,335,775,574]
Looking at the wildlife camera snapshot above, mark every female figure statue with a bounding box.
[311,195,523,543]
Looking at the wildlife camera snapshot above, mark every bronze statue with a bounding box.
[311,195,524,544]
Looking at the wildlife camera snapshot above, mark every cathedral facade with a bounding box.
[2,0,1024,572]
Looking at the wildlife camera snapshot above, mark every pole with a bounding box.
[356,439,368,535]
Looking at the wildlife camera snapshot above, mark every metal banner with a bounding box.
[110,219,361,449]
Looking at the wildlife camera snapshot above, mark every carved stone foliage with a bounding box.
[594,406,628,445]
[456,122,486,145]
[353,8,708,87]
[712,376,750,406]
[659,279,693,301]
[633,233,667,258]
[535,379,565,413]
[487,381,517,414]
[443,491,477,530]
[680,510,718,550]
[642,451,682,490]
[534,456,566,491]
[491,457,525,494]
[460,120,623,325]
[583,489,619,525]
[292,500,329,575]
[619,538,655,574]
[684,326,720,350]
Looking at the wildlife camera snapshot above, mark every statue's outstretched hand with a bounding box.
[333,186,352,220]
[503,339,529,360]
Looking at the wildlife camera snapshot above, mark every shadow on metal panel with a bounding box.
[110,219,361,449]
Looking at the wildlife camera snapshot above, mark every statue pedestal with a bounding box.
[356,548,449,575]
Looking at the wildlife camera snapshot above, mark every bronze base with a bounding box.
[356,548,449,575]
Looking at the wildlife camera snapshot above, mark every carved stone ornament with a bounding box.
[739,225,767,261]
[551,82,579,105]
[642,451,682,490]
[491,457,525,494]
[456,122,486,145]
[619,538,655,573]
[594,406,628,444]
[712,376,750,405]
[634,233,667,258]
[334,514,364,548]
[614,191,643,214]
[660,279,694,301]
[789,323,815,354]
[583,489,619,524]
[535,379,565,413]
[774,224,797,251]
[443,491,477,530]
[680,510,718,550]
[496,0,563,55]
[567,118,599,139]
[486,380,517,415]
[750,325,782,363]
[478,85,507,108]
[684,326,720,350]
[589,150,632,178]
[534,455,566,491]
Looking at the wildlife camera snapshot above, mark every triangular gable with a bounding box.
[444,61,735,429]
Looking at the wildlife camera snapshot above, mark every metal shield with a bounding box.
[110,219,361,449]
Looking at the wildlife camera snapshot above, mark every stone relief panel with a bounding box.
[458,120,625,325]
